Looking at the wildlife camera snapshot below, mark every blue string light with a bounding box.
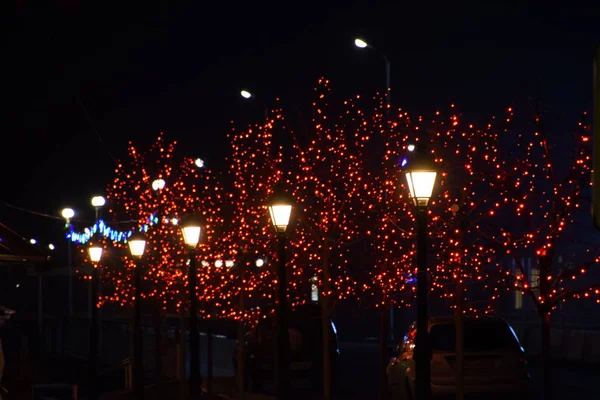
[66,213,159,244]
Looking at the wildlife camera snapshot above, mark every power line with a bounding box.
[3,203,138,225]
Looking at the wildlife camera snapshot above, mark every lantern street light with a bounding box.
[267,185,294,400]
[181,215,203,398]
[88,243,103,400]
[404,149,438,400]
[61,208,75,322]
[128,232,147,400]
[353,37,391,122]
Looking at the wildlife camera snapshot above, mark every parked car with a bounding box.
[234,303,340,391]
[387,316,529,399]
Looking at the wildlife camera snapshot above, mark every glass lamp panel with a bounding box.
[89,246,103,262]
[406,171,437,207]
[182,226,201,247]
[128,239,146,258]
[268,204,292,232]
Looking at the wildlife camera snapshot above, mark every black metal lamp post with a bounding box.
[181,216,203,398]
[128,232,147,400]
[404,150,438,400]
[88,243,103,400]
[267,186,294,400]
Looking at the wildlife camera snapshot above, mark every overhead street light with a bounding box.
[354,38,368,48]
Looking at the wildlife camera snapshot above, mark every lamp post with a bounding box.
[354,37,391,121]
[89,196,106,322]
[181,216,203,398]
[88,243,103,400]
[404,149,438,400]
[61,208,75,322]
[128,232,147,400]
[267,186,294,400]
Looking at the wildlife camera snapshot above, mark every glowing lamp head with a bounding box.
[255,258,265,268]
[404,151,438,208]
[128,232,147,259]
[61,208,75,220]
[88,244,103,263]
[152,179,166,191]
[30,238,37,245]
[267,185,294,233]
[225,260,234,268]
[91,196,106,208]
[215,259,223,268]
[48,244,55,250]
[181,214,203,249]
[407,144,416,152]
[354,38,368,48]
[240,90,252,99]
[195,158,204,168]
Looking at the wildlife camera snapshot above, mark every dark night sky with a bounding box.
[2,1,600,251]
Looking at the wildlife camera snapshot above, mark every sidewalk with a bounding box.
[100,378,274,400]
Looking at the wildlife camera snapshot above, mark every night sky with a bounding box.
[2,1,600,253]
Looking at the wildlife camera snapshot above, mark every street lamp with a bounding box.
[181,215,203,397]
[267,185,294,400]
[91,196,106,220]
[152,179,166,191]
[353,37,391,121]
[240,90,252,99]
[354,38,368,48]
[128,232,147,400]
[61,208,75,226]
[404,149,438,400]
[88,243,103,400]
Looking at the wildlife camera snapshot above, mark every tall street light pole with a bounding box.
[354,38,391,122]
[355,37,394,400]
[88,243,103,400]
[181,216,203,398]
[404,149,438,400]
[61,208,75,322]
[128,232,147,400]
[267,186,294,400]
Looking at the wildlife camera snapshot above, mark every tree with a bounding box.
[287,78,376,399]
[482,109,598,400]
[102,133,228,314]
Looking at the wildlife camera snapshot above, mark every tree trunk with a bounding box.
[321,239,332,400]
[207,310,213,398]
[237,267,246,400]
[154,301,162,384]
[541,311,552,400]
[379,302,389,400]
[454,282,464,400]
